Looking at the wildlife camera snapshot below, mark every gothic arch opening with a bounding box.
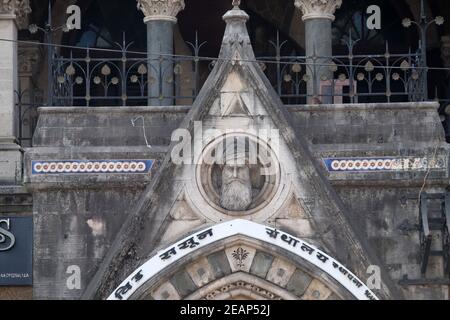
[129,239,349,300]
[109,220,377,300]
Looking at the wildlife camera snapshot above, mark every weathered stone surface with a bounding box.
[249,251,274,279]
[169,270,197,297]
[23,3,450,301]
[302,279,332,300]
[151,281,180,300]
[266,258,297,288]
[186,257,216,287]
[286,269,313,297]
[32,188,144,299]
[207,251,232,279]
[32,107,189,147]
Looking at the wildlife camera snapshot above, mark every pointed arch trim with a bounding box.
[108,219,378,300]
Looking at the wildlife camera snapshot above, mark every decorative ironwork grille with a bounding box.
[49,32,431,106]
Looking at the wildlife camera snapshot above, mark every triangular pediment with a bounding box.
[83,5,402,300]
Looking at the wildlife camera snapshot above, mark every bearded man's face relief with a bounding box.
[220,164,252,211]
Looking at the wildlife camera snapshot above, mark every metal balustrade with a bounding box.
[46,32,433,107]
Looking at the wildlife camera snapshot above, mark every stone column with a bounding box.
[294,0,342,103]
[137,0,185,106]
[0,0,31,184]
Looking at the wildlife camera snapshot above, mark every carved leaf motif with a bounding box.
[232,247,249,268]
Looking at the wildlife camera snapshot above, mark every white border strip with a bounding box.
[108,219,378,300]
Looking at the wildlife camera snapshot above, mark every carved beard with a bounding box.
[220,179,252,211]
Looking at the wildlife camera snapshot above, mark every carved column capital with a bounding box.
[0,0,31,28]
[441,35,450,69]
[294,0,342,21]
[136,0,185,23]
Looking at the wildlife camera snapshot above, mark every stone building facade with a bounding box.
[1,0,450,300]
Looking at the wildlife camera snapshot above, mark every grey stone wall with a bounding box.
[33,106,190,147]
[26,101,450,299]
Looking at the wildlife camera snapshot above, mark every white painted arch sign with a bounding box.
[108,219,378,300]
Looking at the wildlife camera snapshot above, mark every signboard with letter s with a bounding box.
[0,217,33,286]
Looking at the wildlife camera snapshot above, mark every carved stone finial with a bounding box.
[232,0,241,8]
[136,0,185,23]
[294,0,342,21]
[221,2,251,55]
[0,0,31,29]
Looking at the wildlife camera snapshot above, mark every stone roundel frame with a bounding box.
[188,132,288,222]
[108,219,378,300]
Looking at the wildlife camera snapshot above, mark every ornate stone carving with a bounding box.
[136,0,185,23]
[231,247,250,268]
[196,135,279,216]
[204,281,282,300]
[220,142,253,211]
[0,0,16,13]
[0,0,31,29]
[222,6,251,47]
[441,35,450,70]
[294,0,342,21]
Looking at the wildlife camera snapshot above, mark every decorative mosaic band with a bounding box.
[32,160,154,175]
[323,157,446,173]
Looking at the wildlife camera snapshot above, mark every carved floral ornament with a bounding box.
[136,0,185,23]
[0,0,31,28]
[294,0,342,21]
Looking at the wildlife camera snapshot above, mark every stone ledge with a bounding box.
[0,185,28,194]
[311,143,450,153]
[25,180,149,192]
[37,106,192,115]
[330,177,450,187]
[25,146,169,154]
[286,101,439,112]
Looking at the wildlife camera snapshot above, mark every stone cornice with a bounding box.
[294,0,342,21]
[136,0,185,23]
[0,0,31,29]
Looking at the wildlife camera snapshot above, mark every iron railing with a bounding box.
[47,32,446,107]
[15,88,41,148]
[51,33,207,107]
[258,32,426,105]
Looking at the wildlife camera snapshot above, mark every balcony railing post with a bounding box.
[86,48,90,107]
[121,33,127,107]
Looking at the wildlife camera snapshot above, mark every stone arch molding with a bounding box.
[108,220,378,300]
